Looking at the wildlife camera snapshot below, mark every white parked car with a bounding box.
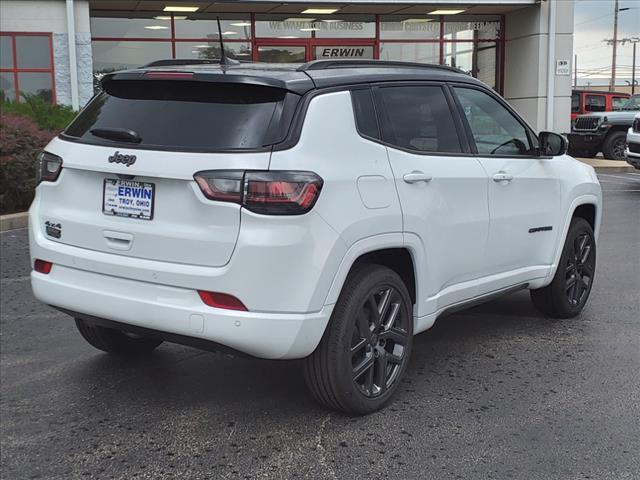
[29,60,602,414]
[625,113,640,169]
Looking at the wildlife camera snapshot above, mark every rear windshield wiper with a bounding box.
[90,128,142,144]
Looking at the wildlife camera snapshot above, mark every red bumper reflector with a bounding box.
[34,259,53,274]
[198,291,247,311]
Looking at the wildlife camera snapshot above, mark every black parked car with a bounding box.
[568,94,640,160]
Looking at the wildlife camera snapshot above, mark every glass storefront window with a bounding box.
[0,72,16,102]
[175,42,251,60]
[444,18,500,40]
[255,15,374,39]
[258,46,305,63]
[1,36,13,69]
[380,16,440,40]
[175,16,251,39]
[17,72,53,102]
[443,41,498,90]
[380,42,439,64]
[15,36,51,68]
[91,16,172,39]
[0,33,55,103]
[444,42,474,73]
[92,41,172,74]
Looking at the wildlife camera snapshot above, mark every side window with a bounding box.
[571,92,581,112]
[376,85,462,153]
[612,97,627,110]
[454,87,533,156]
[585,95,606,112]
[351,88,380,140]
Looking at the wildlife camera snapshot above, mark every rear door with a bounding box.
[451,85,562,288]
[37,79,297,267]
[373,83,490,312]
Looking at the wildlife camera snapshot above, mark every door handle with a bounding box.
[403,171,432,184]
[492,172,514,183]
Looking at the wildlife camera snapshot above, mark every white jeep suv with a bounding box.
[29,60,602,414]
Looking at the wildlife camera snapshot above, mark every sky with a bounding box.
[573,0,640,87]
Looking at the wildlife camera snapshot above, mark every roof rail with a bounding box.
[143,58,242,67]
[297,59,463,73]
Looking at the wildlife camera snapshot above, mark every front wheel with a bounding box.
[602,131,627,160]
[304,264,413,415]
[530,218,596,318]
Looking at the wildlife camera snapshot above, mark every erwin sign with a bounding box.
[316,46,374,58]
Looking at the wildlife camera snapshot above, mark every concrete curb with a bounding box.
[0,212,28,232]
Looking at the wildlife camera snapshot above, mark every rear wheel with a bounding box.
[602,131,627,160]
[75,318,162,355]
[304,264,413,415]
[530,218,596,318]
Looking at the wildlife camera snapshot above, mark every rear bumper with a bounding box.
[31,265,332,359]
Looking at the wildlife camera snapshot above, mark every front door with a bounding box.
[372,83,490,315]
[451,85,562,290]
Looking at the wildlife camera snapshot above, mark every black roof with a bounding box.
[103,59,483,95]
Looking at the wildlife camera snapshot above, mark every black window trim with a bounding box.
[447,82,547,160]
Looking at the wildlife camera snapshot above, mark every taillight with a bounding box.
[193,170,323,215]
[198,291,247,311]
[37,152,63,184]
[34,259,53,274]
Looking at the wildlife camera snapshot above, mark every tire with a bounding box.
[602,131,627,160]
[530,218,596,318]
[304,264,413,415]
[75,318,163,355]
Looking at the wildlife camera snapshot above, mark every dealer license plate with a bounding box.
[103,179,155,220]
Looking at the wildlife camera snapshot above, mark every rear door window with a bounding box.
[585,95,606,112]
[374,85,462,153]
[64,80,297,151]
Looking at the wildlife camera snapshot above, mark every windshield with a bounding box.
[64,80,296,151]
[619,95,640,111]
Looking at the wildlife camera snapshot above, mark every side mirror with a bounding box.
[538,131,568,156]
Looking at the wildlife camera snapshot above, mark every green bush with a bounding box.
[0,94,77,132]
[0,113,57,214]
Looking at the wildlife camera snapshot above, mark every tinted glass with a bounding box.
[1,36,13,69]
[258,46,305,63]
[571,92,580,112]
[15,36,51,69]
[0,72,16,102]
[175,42,251,61]
[351,89,379,139]
[377,86,461,153]
[17,72,53,102]
[454,87,532,156]
[585,95,606,112]
[612,97,627,110]
[65,81,291,150]
[92,41,172,74]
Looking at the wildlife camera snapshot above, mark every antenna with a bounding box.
[216,16,228,68]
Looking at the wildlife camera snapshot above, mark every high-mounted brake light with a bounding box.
[144,71,194,80]
[193,170,323,215]
[34,259,53,274]
[37,152,63,184]
[198,291,247,311]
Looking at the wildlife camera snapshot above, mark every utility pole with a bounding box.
[611,0,619,91]
[606,37,640,95]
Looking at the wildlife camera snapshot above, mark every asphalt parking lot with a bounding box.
[1,173,639,480]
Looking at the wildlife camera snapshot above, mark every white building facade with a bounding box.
[0,0,574,132]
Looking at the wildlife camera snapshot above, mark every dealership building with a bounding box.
[0,0,574,132]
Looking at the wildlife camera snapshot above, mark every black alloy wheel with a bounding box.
[565,232,595,307]
[350,286,410,398]
[304,264,413,414]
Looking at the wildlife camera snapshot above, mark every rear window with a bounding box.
[64,80,297,151]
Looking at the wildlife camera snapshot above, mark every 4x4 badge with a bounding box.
[108,151,136,167]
